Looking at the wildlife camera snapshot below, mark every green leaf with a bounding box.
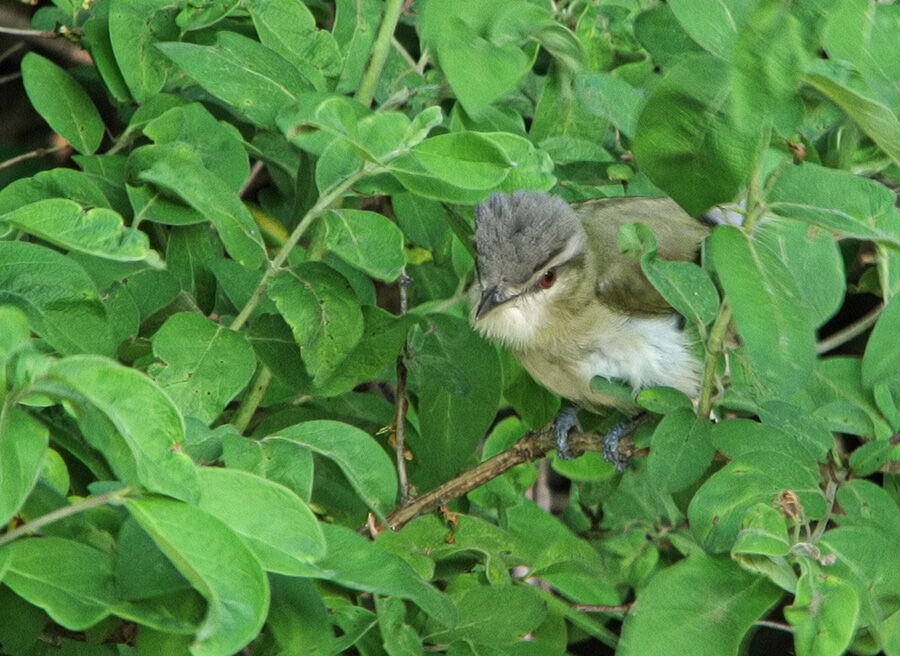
[666,0,756,59]
[646,410,714,493]
[755,217,845,328]
[641,256,719,328]
[575,72,641,139]
[392,192,452,252]
[266,420,397,519]
[429,585,547,647]
[196,467,326,572]
[108,0,178,102]
[248,0,342,91]
[174,0,239,31]
[710,226,816,393]
[0,408,49,526]
[314,209,405,282]
[82,0,133,103]
[785,563,860,656]
[766,163,900,248]
[376,596,424,656]
[617,554,781,656]
[731,503,791,557]
[406,314,503,487]
[862,294,900,389]
[411,132,511,191]
[482,132,556,192]
[267,263,364,384]
[129,143,265,268]
[0,242,114,356]
[1,537,115,630]
[21,52,104,154]
[835,479,900,540]
[0,167,110,215]
[126,497,269,656]
[633,5,705,70]
[44,356,198,502]
[633,54,763,215]
[688,449,822,553]
[316,523,456,627]
[803,72,900,166]
[157,31,311,130]
[312,306,415,398]
[1,199,150,261]
[143,103,250,193]
[148,313,257,424]
[421,0,538,117]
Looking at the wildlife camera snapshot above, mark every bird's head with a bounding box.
[471,191,587,349]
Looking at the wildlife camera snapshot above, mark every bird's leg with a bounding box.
[602,415,644,472]
[553,406,580,460]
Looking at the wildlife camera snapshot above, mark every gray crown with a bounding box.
[474,191,580,287]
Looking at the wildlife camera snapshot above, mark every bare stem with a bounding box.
[0,144,67,171]
[356,0,406,107]
[0,488,133,548]
[232,364,273,435]
[699,302,732,417]
[817,303,881,354]
[229,167,376,332]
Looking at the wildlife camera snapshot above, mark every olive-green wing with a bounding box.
[575,197,709,315]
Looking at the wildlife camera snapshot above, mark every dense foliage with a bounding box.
[0,0,899,654]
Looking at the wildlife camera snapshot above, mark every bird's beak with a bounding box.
[476,286,504,319]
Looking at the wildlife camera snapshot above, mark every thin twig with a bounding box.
[394,269,412,504]
[239,160,267,199]
[355,0,406,107]
[0,25,57,38]
[755,620,794,634]
[0,144,67,171]
[817,303,881,354]
[384,427,631,531]
[0,488,133,548]
[573,603,632,614]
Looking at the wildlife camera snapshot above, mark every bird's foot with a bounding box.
[553,407,580,460]
[602,421,634,472]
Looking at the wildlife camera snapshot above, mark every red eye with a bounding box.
[540,267,557,288]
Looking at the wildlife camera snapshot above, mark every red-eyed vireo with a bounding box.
[470,191,709,466]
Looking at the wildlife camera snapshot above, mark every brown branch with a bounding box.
[385,427,637,531]
[394,269,412,504]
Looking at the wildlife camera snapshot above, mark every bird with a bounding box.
[470,190,709,468]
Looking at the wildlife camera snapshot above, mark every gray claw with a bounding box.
[602,422,631,472]
[553,407,579,460]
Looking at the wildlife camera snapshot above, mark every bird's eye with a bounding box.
[540,267,557,289]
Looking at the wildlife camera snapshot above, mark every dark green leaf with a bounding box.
[0,167,110,215]
[108,0,178,102]
[667,0,756,59]
[20,53,104,154]
[575,72,641,139]
[406,314,502,487]
[267,263,364,384]
[785,563,860,656]
[862,294,900,389]
[429,585,546,647]
[148,313,256,424]
[646,410,714,493]
[157,32,311,130]
[129,143,266,268]
[266,420,397,519]
[633,55,764,215]
[0,242,114,356]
